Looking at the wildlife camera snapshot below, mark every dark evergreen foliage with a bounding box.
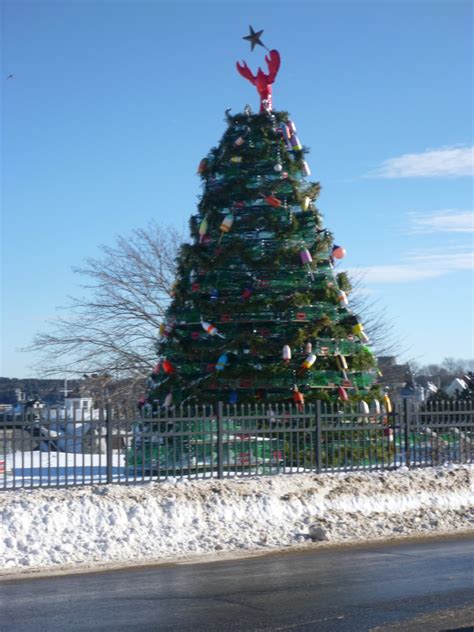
[148,109,378,406]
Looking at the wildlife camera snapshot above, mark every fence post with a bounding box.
[106,403,113,484]
[217,401,224,480]
[315,400,322,474]
[403,398,411,469]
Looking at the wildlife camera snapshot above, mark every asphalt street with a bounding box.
[1,535,473,632]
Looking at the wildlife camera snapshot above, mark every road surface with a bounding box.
[1,535,473,631]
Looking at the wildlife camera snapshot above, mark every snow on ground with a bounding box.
[3,452,126,487]
[1,465,473,575]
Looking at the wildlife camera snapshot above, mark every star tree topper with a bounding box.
[237,26,281,112]
[242,25,268,51]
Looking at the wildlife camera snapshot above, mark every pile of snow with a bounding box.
[1,465,473,574]
[3,452,126,487]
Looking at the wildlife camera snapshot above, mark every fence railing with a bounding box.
[1,400,472,489]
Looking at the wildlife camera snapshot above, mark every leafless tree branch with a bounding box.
[28,223,182,380]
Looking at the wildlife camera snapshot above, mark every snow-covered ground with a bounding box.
[1,465,472,575]
[2,452,126,487]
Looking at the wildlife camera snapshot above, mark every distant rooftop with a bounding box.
[377,356,411,386]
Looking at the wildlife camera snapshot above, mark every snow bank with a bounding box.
[1,465,473,574]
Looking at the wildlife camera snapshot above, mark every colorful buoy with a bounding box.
[201,319,225,338]
[299,248,313,265]
[162,359,175,375]
[301,353,317,369]
[337,290,349,306]
[332,245,346,259]
[216,353,228,371]
[220,213,234,233]
[352,322,369,343]
[338,386,349,401]
[301,196,311,211]
[293,386,304,411]
[301,160,311,176]
[383,394,392,413]
[198,216,208,243]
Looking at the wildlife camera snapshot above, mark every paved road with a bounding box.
[1,535,473,632]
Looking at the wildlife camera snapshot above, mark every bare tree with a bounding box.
[346,273,401,357]
[29,222,182,382]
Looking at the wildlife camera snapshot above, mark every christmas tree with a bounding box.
[147,31,379,410]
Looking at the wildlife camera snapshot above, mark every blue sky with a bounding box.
[1,0,473,377]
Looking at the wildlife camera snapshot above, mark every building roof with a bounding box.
[377,356,412,386]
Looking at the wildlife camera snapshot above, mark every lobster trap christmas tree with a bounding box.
[148,29,380,410]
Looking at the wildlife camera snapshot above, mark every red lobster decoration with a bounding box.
[236,49,281,112]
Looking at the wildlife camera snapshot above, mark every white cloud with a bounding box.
[408,210,474,234]
[349,247,474,284]
[366,146,473,178]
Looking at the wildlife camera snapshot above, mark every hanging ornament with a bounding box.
[279,123,291,143]
[163,392,173,408]
[337,289,349,306]
[234,136,246,146]
[199,216,208,243]
[261,194,282,207]
[197,158,208,174]
[210,288,219,301]
[189,269,197,283]
[290,135,302,151]
[359,400,370,415]
[230,155,243,163]
[299,247,314,280]
[201,319,225,338]
[287,120,297,134]
[301,160,311,176]
[301,196,311,211]
[335,354,348,371]
[282,344,292,363]
[159,320,175,342]
[338,386,349,401]
[305,342,312,354]
[383,394,392,413]
[301,353,317,370]
[293,386,305,411]
[219,213,234,239]
[216,354,228,372]
[299,247,312,265]
[162,359,175,375]
[332,245,346,259]
[373,399,381,415]
[352,322,369,343]
[273,163,283,172]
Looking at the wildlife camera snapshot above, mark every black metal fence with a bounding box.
[1,400,472,489]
